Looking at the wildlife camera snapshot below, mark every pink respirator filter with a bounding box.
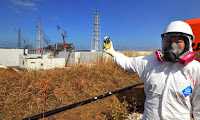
[180,52,195,65]
[155,50,194,65]
[156,50,163,62]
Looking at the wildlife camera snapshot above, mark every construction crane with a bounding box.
[36,26,51,47]
[57,25,67,50]
[14,28,26,48]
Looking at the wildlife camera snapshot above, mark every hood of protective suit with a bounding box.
[161,21,195,53]
[188,36,193,52]
[162,34,194,53]
[160,33,194,64]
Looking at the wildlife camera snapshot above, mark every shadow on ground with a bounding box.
[116,87,145,113]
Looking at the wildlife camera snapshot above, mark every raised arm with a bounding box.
[103,37,145,77]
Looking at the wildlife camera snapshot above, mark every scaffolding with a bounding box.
[91,11,102,52]
[36,17,42,53]
[17,28,21,49]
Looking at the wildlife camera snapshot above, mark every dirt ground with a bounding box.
[0,61,145,120]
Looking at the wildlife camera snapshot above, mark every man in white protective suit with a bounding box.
[103,21,200,120]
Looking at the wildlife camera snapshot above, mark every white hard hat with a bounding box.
[161,21,195,41]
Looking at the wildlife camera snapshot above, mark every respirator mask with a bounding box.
[164,42,183,62]
[156,33,195,65]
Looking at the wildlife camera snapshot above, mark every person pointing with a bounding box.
[104,21,200,120]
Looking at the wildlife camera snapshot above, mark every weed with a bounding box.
[0,59,144,120]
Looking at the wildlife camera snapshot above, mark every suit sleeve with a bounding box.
[113,52,146,77]
[192,67,200,119]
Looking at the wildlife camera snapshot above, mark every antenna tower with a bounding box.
[17,28,21,48]
[91,11,101,52]
[36,17,42,53]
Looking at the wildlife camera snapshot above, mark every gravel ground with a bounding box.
[126,113,143,120]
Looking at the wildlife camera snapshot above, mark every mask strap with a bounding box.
[156,50,163,62]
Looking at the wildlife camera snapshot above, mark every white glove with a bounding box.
[103,41,117,57]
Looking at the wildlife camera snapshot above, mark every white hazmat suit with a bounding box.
[104,21,200,120]
[114,52,200,120]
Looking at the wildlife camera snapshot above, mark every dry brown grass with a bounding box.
[120,50,154,57]
[0,59,144,120]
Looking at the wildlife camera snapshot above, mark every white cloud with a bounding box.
[51,16,60,20]
[10,0,39,12]
[11,0,36,7]
[13,7,23,13]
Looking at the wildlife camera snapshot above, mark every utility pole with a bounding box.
[15,28,26,49]
[91,11,102,52]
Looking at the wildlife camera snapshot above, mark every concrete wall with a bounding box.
[0,48,112,68]
[0,49,28,66]
[55,51,112,66]
[0,48,152,68]
[55,51,76,66]
[79,52,102,66]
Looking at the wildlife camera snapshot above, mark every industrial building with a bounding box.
[19,54,65,70]
[0,48,28,67]
[0,48,111,69]
[0,11,111,70]
[0,48,65,70]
